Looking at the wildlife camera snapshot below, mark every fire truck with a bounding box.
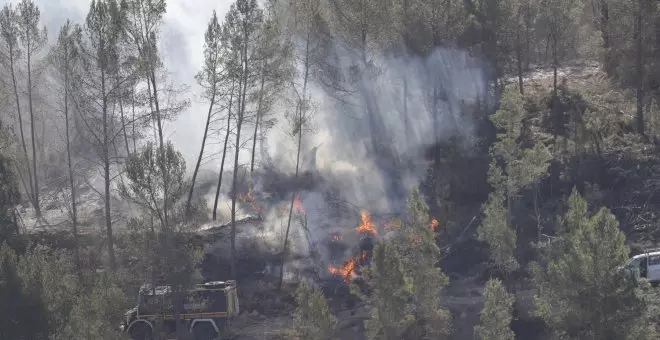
[120,281,240,340]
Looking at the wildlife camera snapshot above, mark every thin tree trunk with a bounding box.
[187,90,216,215]
[250,62,267,173]
[635,1,645,136]
[26,33,41,218]
[101,69,116,271]
[213,81,236,221]
[278,33,310,290]
[131,89,137,153]
[64,53,81,276]
[149,70,169,231]
[231,30,250,280]
[230,114,244,281]
[516,30,524,95]
[552,35,558,94]
[118,76,131,155]
[9,47,35,209]
[403,74,409,143]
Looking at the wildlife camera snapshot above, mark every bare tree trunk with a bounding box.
[26,32,41,219]
[9,47,35,209]
[118,76,131,156]
[149,71,169,231]
[635,0,645,136]
[131,89,137,153]
[231,34,250,280]
[516,30,524,95]
[64,53,81,276]
[250,62,267,174]
[101,69,116,271]
[278,34,310,291]
[403,74,409,143]
[187,90,216,215]
[552,34,558,95]
[213,80,236,221]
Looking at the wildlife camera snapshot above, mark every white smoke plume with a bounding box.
[198,43,488,278]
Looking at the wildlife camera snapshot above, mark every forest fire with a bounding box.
[328,257,358,283]
[293,195,305,214]
[431,218,439,230]
[327,210,377,283]
[238,182,261,213]
[356,210,377,235]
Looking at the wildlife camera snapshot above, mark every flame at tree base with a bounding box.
[328,257,358,283]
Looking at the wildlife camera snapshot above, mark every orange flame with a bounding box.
[356,210,377,235]
[328,257,358,283]
[430,218,439,230]
[237,182,261,212]
[293,195,305,215]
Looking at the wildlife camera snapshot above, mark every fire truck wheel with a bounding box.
[192,321,218,340]
[128,322,153,340]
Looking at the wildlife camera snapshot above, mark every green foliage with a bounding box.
[16,246,78,336]
[352,242,415,340]
[478,185,518,272]
[120,141,187,229]
[532,188,658,340]
[290,280,337,340]
[54,274,128,340]
[474,278,515,340]
[0,152,21,249]
[394,187,451,339]
[479,87,551,272]
[0,244,129,340]
[0,244,49,339]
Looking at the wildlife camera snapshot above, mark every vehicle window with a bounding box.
[649,255,660,266]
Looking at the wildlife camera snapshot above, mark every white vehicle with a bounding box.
[622,248,660,285]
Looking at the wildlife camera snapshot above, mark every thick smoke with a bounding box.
[198,44,488,278]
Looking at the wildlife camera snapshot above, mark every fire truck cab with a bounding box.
[622,249,660,285]
[120,280,240,340]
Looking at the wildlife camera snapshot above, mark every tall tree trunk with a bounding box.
[250,62,267,173]
[403,74,409,143]
[26,37,40,218]
[516,30,524,95]
[635,0,645,136]
[213,80,236,221]
[599,0,610,49]
[9,47,35,210]
[187,90,216,215]
[278,34,310,291]
[131,89,137,153]
[64,54,81,276]
[118,76,130,156]
[552,34,558,95]
[101,70,116,271]
[149,70,169,231]
[231,30,250,280]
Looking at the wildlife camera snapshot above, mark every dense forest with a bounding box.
[2,0,660,339]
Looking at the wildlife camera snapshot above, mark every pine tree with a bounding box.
[291,281,337,340]
[474,278,515,340]
[353,242,415,340]
[186,10,223,216]
[224,0,264,280]
[74,0,127,271]
[16,0,47,219]
[532,188,659,340]
[478,87,551,273]
[394,187,451,339]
